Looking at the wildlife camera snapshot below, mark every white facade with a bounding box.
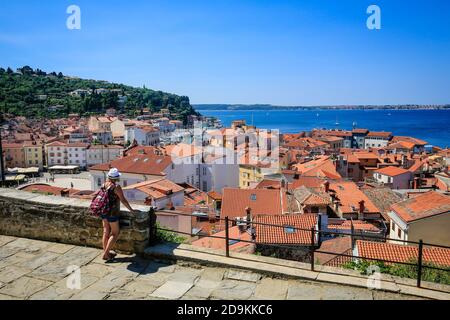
[373,171,412,189]
[153,118,175,133]
[92,131,113,144]
[46,143,67,166]
[66,145,88,169]
[388,211,409,244]
[86,146,123,167]
[123,188,184,209]
[125,127,160,146]
[365,137,391,149]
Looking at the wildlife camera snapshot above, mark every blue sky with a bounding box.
[0,0,449,105]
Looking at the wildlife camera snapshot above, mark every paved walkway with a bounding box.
[0,236,423,300]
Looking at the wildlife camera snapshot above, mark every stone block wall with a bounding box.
[0,188,151,254]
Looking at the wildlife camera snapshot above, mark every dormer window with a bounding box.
[284,226,296,234]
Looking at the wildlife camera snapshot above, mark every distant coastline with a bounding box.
[194,104,450,111]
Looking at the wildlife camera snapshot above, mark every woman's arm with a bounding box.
[114,185,137,213]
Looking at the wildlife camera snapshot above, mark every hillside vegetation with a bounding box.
[0,66,199,123]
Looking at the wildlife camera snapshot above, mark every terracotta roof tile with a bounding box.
[356,240,450,267]
[390,191,450,223]
[254,214,317,244]
[374,166,410,177]
[89,153,172,176]
[221,188,286,219]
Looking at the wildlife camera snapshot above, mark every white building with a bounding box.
[153,117,175,134]
[124,125,160,146]
[122,178,185,209]
[66,143,88,169]
[86,145,124,167]
[91,130,113,145]
[89,144,239,192]
[46,141,68,166]
[373,166,412,189]
[365,131,392,149]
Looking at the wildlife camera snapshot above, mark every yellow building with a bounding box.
[239,164,279,188]
[23,142,44,169]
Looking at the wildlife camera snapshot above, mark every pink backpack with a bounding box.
[89,185,112,216]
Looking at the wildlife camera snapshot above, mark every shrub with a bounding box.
[155,222,186,244]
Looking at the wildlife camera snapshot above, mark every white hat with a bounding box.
[107,168,121,179]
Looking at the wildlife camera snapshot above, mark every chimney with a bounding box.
[358,200,365,218]
[413,177,420,189]
[323,181,330,193]
[358,200,365,213]
[245,206,252,230]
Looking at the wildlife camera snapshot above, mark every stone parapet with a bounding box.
[0,188,150,254]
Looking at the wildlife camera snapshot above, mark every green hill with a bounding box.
[0,66,199,123]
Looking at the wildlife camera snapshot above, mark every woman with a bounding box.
[101,168,139,261]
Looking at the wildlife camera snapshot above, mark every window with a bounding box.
[123,180,128,187]
[398,228,402,238]
[284,226,296,234]
[250,194,257,201]
[202,181,207,191]
[311,206,319,213]
[97,178,102,187]
[391,222,395,231]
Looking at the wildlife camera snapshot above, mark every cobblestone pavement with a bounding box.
[0,236,424,300]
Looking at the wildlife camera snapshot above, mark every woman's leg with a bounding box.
[103,221,120,259]
[102,219,111,253]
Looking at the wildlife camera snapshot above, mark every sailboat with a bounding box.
[335,116,340,126]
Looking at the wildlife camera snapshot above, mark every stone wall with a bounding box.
[0,188,151,254]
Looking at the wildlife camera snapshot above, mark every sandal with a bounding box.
[109,251,117,258]
[102,253,113,261]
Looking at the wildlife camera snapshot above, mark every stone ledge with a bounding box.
[144,243,450,300]
[0,188,151,254]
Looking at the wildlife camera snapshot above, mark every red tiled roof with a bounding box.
[374,166,410,177]
[352,128,369,134]
[329,181,380,214]
[192,226,253,252]
[367,131,392,138]
[20,184,80,196]
[292,156,342,178]
[89,153,172,176]
[316,237,352,266]
[391,136,428,146]
[46,141,67,147]
[390,191,450,223]
[356,240,450,267]
[327,220,380,232]
[290,176,329,190]
[123,178,184,200]
[207,191,222,201]
[221,188,287,219]
[254,214,317,244]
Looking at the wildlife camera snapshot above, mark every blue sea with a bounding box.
[199,109,450,148]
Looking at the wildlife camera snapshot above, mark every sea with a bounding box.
[199,109,450,148]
